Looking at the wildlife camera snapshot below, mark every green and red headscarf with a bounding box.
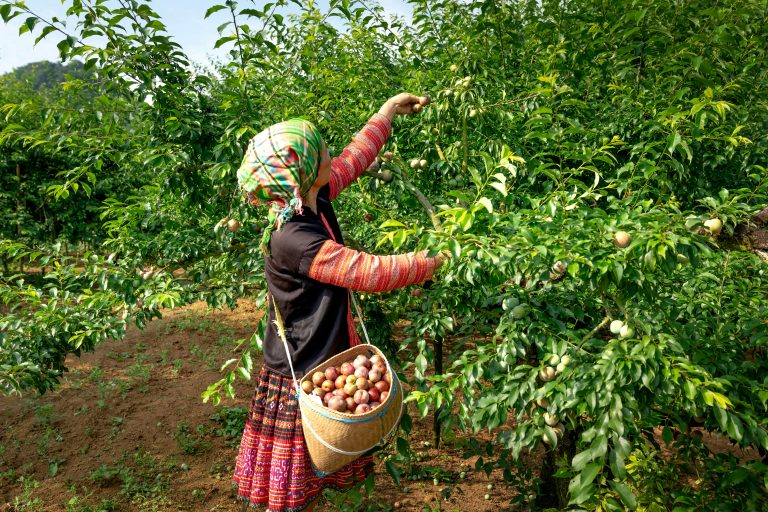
[237,118,324,249]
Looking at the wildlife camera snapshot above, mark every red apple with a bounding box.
[370,401,381,409]
[333,388,345,397]
[354,366,369,379]
[370,354,384,365]
[375,380,390,393]
[323,392,334,405]
[328,396,347,412]
[346,374,357,385]
[372,361,386,374]
[325,366,339,381]
[356,377,370,390]
[368,369,382,383]
[340,362,355,376]
[355,403,371,414]
[321,380,334,393]
[312,372,325,386]
[380,391,389,402]
[312,387,324,397]
[335,375,346,389]
[368,388,380,402]
[345,397,356,411]
[354,389,370,405]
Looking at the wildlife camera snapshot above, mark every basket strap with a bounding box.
[270,293,300,395]
[350,292,371,345]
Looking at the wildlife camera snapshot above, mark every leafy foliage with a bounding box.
[1,0,767,508]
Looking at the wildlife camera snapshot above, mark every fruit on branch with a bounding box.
[539,366,556,382]
[450,64,459,73]
[364,213,373,222]
[610,320,624,334]
[418,159,428,169]
[430,127,439,136]
[704,218,723,234]
[536,398,549,409]
[410,159,420,169]
[379,170,393,183]
[227,219,241,232]
[141,270,154,280]
[469,109,478,118]
[411,288,423,298]
[367,160,381,172]
[511,303,530,320]
[619,324,634,339]
[543,412,559,427]
[382,151,394,161]
[613,230,631,248]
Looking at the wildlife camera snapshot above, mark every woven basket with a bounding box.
[298,344,404,475]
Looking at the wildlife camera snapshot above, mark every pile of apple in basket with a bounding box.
[301,353,391,414]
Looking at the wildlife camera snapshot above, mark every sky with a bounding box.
[0,0,413,74]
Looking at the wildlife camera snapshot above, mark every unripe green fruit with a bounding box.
[619,324,634,339]
[549,354,560,365]
[511,304,530,320]
[450,64,459,72]
[539,366,556,382]
[379,170,393,183]
[410,159,419,169]
[419,159,428,169]
[556,361,567,374]
[487,484,494,491]
[560,355,571,365]
[430,127,440,136]
[484,494,491,500]
[704,218,723,234]
[469,109,477,118]
[610,320,624,334]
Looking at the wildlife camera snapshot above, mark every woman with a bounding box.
[233,92,447,511]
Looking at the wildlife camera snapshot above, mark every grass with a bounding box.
[173,423,212,455]
[88,450,175,507]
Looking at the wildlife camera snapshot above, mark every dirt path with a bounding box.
[0,301,520,512]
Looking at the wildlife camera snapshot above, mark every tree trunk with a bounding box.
[535,428,579,508]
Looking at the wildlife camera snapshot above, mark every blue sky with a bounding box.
[0,0,413,74]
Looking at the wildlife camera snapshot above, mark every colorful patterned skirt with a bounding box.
[233,366,373,511]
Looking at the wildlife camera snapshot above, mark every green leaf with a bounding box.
[608,481,637,510]
[385,459,400,487]
[205,5,228,18]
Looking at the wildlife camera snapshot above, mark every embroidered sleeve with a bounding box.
[307,240,438,292]
[328,113,392,201]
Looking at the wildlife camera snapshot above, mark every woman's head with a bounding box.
[237,118,324,226]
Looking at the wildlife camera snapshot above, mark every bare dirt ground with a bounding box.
[0,301,524,512]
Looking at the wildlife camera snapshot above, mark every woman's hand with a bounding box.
[379,93,430,120]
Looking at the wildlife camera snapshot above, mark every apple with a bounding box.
[539,366,556,382]
[345,397,356,411]
[328,396,347,412]
[609,320,624,334]
[372,361,386,373]
[323,392,334,405]
[334,375,346,389]
[368,368,382,383]
[311,387,324,397]
[704,218,722,234]
[556,361,567,374]
[619,324,635,339]
[370,354,383,365]
[375,380,390,393]
[346,374,357,385]
[613,231,631,248]
[379,170,393,183]
[410,159,419,169]
[370,401,381,409]
[312,372,325,386]
[536,398,549,409]
[382,151,394,161]
[354,389,370,405]
[380,391,389,402]
[356,377,370,391]
[368,388,380,402]
[543,413,559,427]
[354,366,369,379]
[364,213,373,222]
[450,64,458,73]
[343,382,357,396]
[301,380,314,394]
[321,380,335,393]
[324,366,339,381]
[227,219,241,232]
[419,159,427,169]
[340,362,355,376]
[355,403,371,414]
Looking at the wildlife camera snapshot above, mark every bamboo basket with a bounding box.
[298,344,404,475]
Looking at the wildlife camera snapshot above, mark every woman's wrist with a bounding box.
[378,99,398,121]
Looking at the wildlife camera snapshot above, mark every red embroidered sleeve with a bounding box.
[328,113,392,201]
[308,240,438,292]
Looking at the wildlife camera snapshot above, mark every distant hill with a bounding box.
[1,60,85,91]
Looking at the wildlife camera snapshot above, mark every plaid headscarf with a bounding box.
[237,119,324,250]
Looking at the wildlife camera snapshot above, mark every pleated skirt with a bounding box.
[233,367,373,511]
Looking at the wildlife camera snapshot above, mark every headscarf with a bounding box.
[237,118,324,251]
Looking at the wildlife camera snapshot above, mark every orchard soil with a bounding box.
[0,301,760,512]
